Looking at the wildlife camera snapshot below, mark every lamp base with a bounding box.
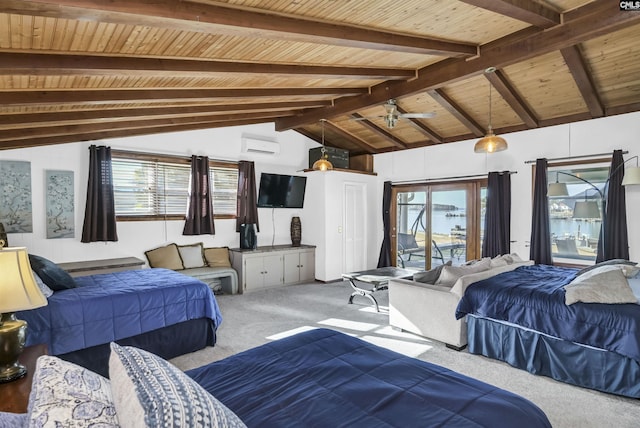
[0,314,28,383]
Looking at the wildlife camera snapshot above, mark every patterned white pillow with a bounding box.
[32,271,54,298]
[109,342,246,428]
[27,356,118,427]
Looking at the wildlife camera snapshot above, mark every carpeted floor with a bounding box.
[171,281,640,428]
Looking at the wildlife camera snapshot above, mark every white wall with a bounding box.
[3,111,639,273]
[0,123,318,263]
[373,111,640,262]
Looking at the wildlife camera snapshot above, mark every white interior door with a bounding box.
[343,182,367,273]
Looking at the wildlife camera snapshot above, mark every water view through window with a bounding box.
[547,164,609,262]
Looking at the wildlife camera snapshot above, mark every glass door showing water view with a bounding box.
[393,182,484,270]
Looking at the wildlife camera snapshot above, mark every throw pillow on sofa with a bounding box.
[177,242,207,269]
[144,243,184,270]
[436,258,491,287]
[413,261,452,284]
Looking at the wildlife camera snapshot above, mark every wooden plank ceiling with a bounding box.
[1,0,640,154]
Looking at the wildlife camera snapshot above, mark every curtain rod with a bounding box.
[392,171,517,186]
[524,150,628,164]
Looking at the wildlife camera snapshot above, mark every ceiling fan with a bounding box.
[352,99,435,129]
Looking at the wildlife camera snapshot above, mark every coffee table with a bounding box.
[342,267,414,312]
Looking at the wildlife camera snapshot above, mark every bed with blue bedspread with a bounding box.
[19,268,223,377]
[455,264,640,397]
[187,328,551,428]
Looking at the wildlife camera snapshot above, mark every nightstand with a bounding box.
[0,344,48,414]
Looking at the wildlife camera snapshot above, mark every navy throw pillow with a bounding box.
[29,254,77,291]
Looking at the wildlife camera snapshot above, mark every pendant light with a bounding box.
[312,119,334,171]
[474,67,508,154]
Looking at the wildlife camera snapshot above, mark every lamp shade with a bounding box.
[474,131,508,153]
[548,182,569,197]
[0,247,47,313]
[622,167,640,186]
[572,201,601,219]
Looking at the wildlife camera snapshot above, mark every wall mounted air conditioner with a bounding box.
[241,137,280,155]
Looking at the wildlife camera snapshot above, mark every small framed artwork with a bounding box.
[0,160,33,233]
[46,170,75,239]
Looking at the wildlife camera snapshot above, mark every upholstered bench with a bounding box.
[179,266,238,295]
[144,243,238,295]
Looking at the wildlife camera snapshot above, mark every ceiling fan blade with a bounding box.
[399,112,436,119]
[350,115,384,121]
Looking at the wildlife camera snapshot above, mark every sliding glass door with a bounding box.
[392,180,485,270]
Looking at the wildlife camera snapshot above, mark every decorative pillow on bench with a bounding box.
[144,243,184,270]
[177,242,207,269]
[203,247,232,268]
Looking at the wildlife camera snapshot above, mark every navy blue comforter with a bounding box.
[187,328,551,428]
[456,264,640,362]
[19,268,222,355]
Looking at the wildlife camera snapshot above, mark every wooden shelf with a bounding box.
[303,168,376,176]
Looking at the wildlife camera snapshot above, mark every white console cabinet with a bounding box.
[230,245,316,293]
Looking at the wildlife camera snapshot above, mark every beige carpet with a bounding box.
[171,281,640,428]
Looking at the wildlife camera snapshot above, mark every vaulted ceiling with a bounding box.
[1,1,639,155]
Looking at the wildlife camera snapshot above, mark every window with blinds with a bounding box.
[112,152,238,220]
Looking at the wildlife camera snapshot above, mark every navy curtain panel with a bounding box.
[377,181,392,268]
[482,171,511,258]
[81,145,118,243]
[183,155,215,235]
[236,160,260,233]
[596,149,629,262]
[529,158,552,265]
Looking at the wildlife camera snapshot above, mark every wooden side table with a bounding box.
[0,344,48,414]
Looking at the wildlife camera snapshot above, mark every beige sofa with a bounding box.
[389,261,533,350]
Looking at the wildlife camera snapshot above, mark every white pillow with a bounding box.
[109,343,246,428]
[490,256,509,268]
[27,356,118,427]
[436,258,491,287]
[32,271,54,298]
[177,243,206,269]
[564,265,637,305]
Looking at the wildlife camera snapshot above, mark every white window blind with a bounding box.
[112,153,238,219]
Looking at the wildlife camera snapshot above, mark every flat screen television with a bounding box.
[257,173,307,208]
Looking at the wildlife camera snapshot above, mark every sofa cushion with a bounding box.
[413,261,452,284]
[144,243,184,270]
[109,343,246,428]
[27,356,118,427]
[28,254,77,291]
[203,247,232,268]
[177,242,206,269]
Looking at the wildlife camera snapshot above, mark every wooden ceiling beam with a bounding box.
[1,87,367,106]
[3,0,477,57]
[560,45,604,118]
[276,0,640,130]
[460,0,560,28]
[394,104,443,144]
[485,69,538,128]
[427,89,484,137]
[0,101,331,129]
[0,111,289,142]
[0,52,415,81]
[0,118,272,150]
[349,113,408,149]
[324,121,378,154]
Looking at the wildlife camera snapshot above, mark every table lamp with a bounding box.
[0,242,47,383]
